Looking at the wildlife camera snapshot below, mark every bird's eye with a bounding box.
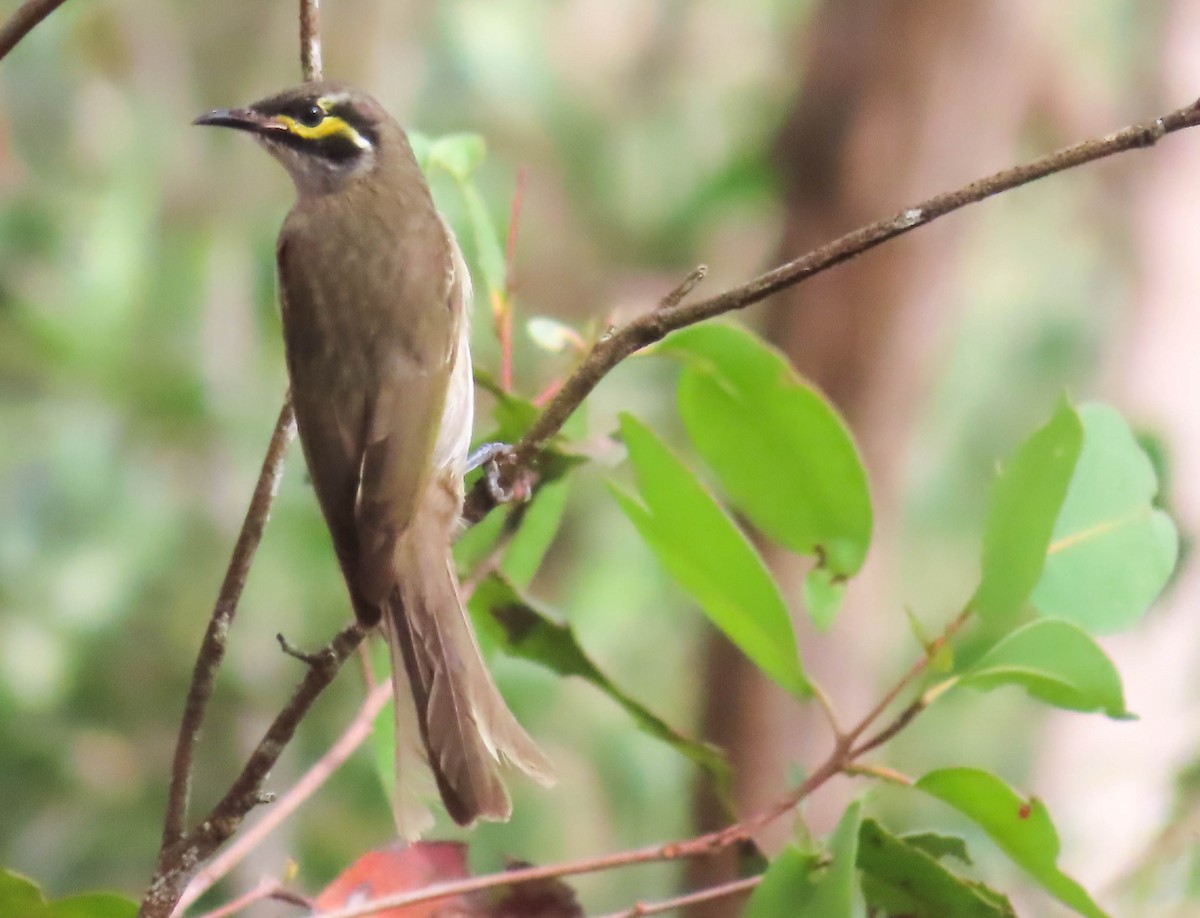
[296,103,325,127]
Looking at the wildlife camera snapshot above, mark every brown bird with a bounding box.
[195,81,554,836]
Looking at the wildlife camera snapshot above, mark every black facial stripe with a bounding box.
[326,103,379,148]
[272,130,367,163]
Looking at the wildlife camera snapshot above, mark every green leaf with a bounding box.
[803,567,846,631]
[915,768,1108,918]
[661,324,872,582]
[474,369,540,442]
[745,802,864,918]
[471,573,729,783]
[858,820,1015,918]
[902,831,973,866]
[49,894,137,918]
[458,180,506,300]
[1032,403,1179,634]
[0,868,48,918]
[453,502,507,572]
[960,619,1131,719]
[426,132,487,181]
[0,871,135,918]
[502,478,569,589]
[973,399,1084,621]
[611,414,809,697]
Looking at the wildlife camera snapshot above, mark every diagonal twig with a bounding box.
[464,97,1200,521]
[0,0,69,61]
[172,678,392,915]
[161,397,296,847]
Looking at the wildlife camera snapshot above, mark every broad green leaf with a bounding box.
[0,868,47,918]
[858,820,1015,918]
[916,768,1108,918]
[744,847,818,918]
[902,831,973,865]
[803,567,846,630]
[1032,403,1179,634]
[426,133,487,182]
[661,324,872,582]
[973,400,1084,621]
[960,619,1130,719]
[50,894,137,918]
[502,478,569,588]
[745,802,864,918]
[458,181,506,300]
[611,414,809,697]
[470,574,728,783]
[453,502,507,571]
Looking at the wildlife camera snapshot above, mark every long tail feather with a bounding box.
[384,475,555,828]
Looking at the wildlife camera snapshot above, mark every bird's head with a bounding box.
[195,82,391,195]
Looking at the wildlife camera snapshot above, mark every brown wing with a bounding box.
[350,218,460,606]
[276,232,375,623]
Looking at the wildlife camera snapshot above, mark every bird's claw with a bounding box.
[467,442,533,506]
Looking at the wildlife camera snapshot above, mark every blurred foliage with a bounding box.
[0,0,1192,915]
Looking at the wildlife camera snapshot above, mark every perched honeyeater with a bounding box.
[195,82,554,836]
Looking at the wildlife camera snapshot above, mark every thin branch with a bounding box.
[592,875,762,918]
[309,604,972,918]
[173,679,392,916]
[300,0,322,82]
[657,264,707,311]
[464,98,1200,521]
[0,0,69,61]
[141,624,366,918]
[161,397,296,848]
[191,877,308,918]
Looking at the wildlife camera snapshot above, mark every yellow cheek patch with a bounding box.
[275,113,370,149]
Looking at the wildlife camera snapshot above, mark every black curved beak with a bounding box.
[193,108,286,136]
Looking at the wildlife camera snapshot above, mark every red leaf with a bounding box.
[313,841,472,917]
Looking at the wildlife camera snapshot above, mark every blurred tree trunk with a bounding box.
[686,2,1043,913]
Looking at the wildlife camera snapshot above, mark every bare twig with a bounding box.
[191,877,308,918]
[464,98,1200,521]
[593,875,762,918]
[299,0,322,82]
[657,264,707,311]
[309,604,969,918]
[0,0,69,61]
[161,397,296,848]
[142,624,365,918]
[173,679,392,915]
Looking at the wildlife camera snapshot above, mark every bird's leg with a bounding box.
[466,441,531,505]
[466,441,510,473]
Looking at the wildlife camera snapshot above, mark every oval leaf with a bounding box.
[470,573,729,783]
[610,414,809,697]
[426,132,487,181]
[661,324,872,584]
[745,802,864,918]
[973,399,1083,621]
[50,895,137,918]
[960,619,1130,719]
[915,768,1108,918]
[858,820,1015,918]
[0,869,48,918]
[1031,403,1179,633]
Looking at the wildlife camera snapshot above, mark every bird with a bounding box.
[194,81,555,837]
